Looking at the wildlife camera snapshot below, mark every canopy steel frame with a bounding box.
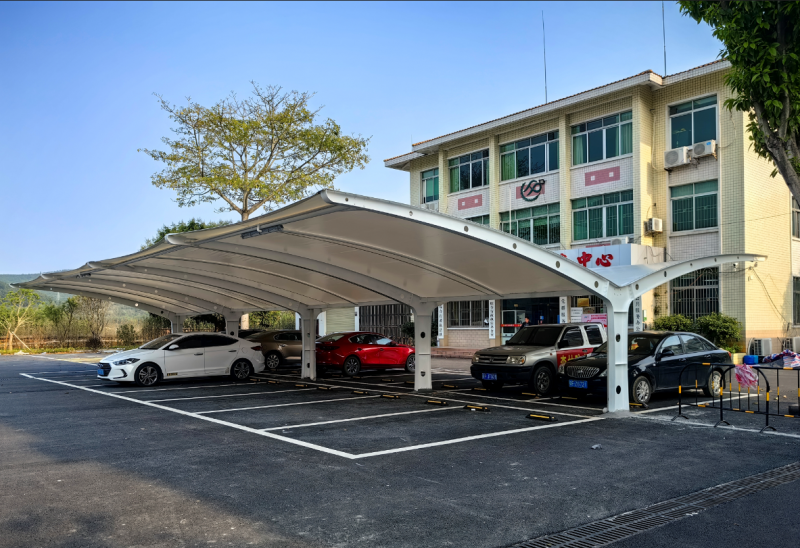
[14,190,764,413]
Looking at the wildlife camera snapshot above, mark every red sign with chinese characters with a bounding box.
[584,167,621,187]
[457,194,483,210]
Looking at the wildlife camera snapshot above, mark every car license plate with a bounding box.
[482,373,497,381]
[97,369,105,376]
[568,380,588,389]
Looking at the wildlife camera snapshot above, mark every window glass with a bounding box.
[693,107,717,143]
[669,101,692,115]
[507,325,562,346]
[516,148,529,178]
[694,194,718,229]
[605,125,619,158]
[620,123,632,155]
[588,130,604,162]
[174,335,204,350]
[680,334,707,353]
[604,192,620,205]
[605,206,618,237]
[584,325,603,345]
[620,189,633,201]
[515,139,530,149]
[459,154,470,164]
[375,337,394,346]
[471,161,483,188]
[501,153,515,181]
[572,134,587,165]
[449,167,459,193]
[794,277,800,325]
[572,198,587,209]
[587,119,602,131]
[694,180,718,194]
[349,334,373,344]
[671,184,694,198]
[530,145,546,174]
[661,335,684,356]
[672,197,694,231]
[573,211,588,240]
[619,203,634,236]
[548,215,560,244]
[693,96,717,109]
[561,327,584,347]
[572,191,633,241]
[603,115,619,126]
[318,333,346,342]
[460,164,470,191]
[141,333,182,350]
[548,203,560,214]
[587,195,603,207]
[594,334,661,355]
[518,218,531,241]
[449,150,489,191]
[588,208,603,238]
[500,143,515,153]
[620,111,633,122]
[672,268,719,321]
[448,300,489,327]
[548,141,559,170]
[671,113,692,148]
[470,152,482,162]
[532,217,548,245]
[671,181,718,232]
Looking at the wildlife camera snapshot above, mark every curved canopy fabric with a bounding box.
[14,189,763,316]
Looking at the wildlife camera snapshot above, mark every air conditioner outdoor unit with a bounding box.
[647,218,663,233]
[692,140,716,159]
[422,202,438,211]
[751,338,773,356]
[610,237,629,245]
[664,146,691,169]
[791,337,800,352]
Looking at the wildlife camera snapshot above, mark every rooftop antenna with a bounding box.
[662,1,667,75]
[542,10,548,103]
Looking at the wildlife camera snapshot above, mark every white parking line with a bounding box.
[113,383,244,394]
[261,407,458,431]
[21,374,354,459]
[353,418,605,458]
[21,373,605,459]
[444,390,603,412]
[196,395,376,414]
[146,388,317,403]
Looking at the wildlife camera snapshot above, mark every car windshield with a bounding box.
[317,333,346,342]
[506,326,562,347]
[140,333,183,350]
[593,334,663,356]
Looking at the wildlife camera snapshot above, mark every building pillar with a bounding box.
[604,300,631,414]
[224,314,240,338]
[412,302,437,391]
[300,308,322,381]
[438,149,449,214]
[354,306,360,331]
[488,134,501,229]
[558,114,572,249]
[171,315,186,334]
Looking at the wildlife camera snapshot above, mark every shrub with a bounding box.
[694,312,741,348]
[86,335,103,351]
[117,324,137,346]
[652,314,693,332]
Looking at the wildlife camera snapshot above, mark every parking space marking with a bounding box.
[196,395,376,414]
[352,417,605,458]
[113,383,244,394]
[437,391,598,417]
[632,413,800,439]
[21,373,356,459]
[145,387,318,403]
[261,407,458,431]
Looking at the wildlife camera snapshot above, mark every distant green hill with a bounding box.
[0,274,40,299]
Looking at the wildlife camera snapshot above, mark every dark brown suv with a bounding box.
[245,330,302,370]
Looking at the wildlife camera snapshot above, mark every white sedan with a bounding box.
[97,332,266,386]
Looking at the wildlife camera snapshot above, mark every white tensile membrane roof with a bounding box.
[16,190,764,412]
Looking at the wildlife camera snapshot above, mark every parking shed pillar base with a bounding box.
[604,300,631,413]
[412,302,437,391]
[300,308,322,381]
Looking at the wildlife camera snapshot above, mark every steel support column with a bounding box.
[411,302,438,391]
[299,308,323,381]
[604,300,631,414]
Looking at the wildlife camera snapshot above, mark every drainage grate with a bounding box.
[508,461,800,548]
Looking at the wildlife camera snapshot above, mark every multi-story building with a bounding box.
[385,60,796,354]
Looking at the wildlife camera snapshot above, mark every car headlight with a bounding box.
[599,369,607,377]
[506,355,526,365]
[558,363,565,374]
[472,354,480,363]
[113,358,140,366]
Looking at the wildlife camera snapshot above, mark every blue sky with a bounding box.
[0,1,721,274]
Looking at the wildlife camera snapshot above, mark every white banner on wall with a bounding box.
[437,304,444,340]
[633,297,643,331]
[488,300,496,339]
[559,297,568,323]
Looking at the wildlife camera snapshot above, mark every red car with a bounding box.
[316,331,415,376]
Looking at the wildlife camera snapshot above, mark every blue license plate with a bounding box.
[97,369,105,376]
[568,380,588,389]
[482,373,497,381]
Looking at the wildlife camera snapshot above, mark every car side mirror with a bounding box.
[658,349,674,359]
[167,344,179,351]
[388,342,397,347]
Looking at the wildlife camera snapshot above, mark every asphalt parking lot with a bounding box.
[1,353,799,548]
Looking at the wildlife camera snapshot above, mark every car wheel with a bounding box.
[405,354,415,373]
[702,369,723,397]
[343,356,361,377]
[631,375,652,405]
[264,351,282,371]
[134,363,161,387]
[481,380,504,390]
[530,365,555,396]
[230,359,253,381]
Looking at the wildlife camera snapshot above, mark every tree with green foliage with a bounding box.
[652,314,694,332]
[141,218,233,250]
[77,296,110,350]
[139,83,370,221]
[680,2,800,200]
[41,296,79,347]
[0,289,41,350]
[249,310,296,330]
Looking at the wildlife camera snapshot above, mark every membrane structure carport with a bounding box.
[15,190,763,413]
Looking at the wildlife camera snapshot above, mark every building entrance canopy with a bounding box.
[15,190,763,412]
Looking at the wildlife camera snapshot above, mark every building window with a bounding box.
[500,131,559,181]
[500,203,560,245]
[571,190,633,241]
[421,168,439,204]
[671,180,718,232]
[671,268,719,321]
[448,300,490,328]
[466,215,490,225]
[449,150,489,193]
[571,111,632,166]
[358,304,413,344]
[794,278,800,325]
[670,95,717,149]
[792,199,800,239]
